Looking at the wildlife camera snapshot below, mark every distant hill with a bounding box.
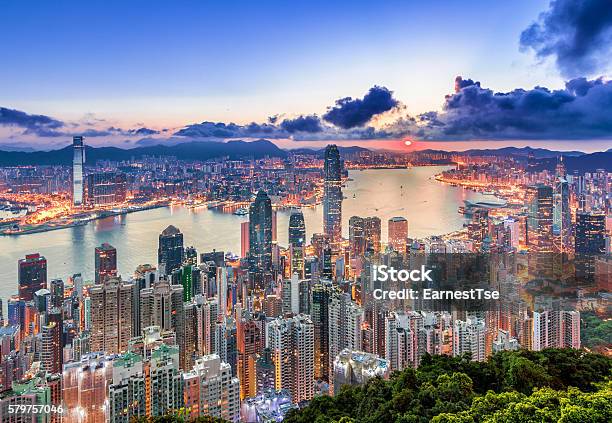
[289,146,372,158]
[417,146,585,159]
[532,151,612,173]
[0,139,287,166]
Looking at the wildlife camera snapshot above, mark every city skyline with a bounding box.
[0,1,611,422]
[2,1,612,152]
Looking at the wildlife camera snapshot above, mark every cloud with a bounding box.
[130,127,159,136]
[408,75,612,140]
[174,121,286,139]
[0,107,65,137]
[280,115,323,133]
[520,0,612,78]
[322,86,400,129]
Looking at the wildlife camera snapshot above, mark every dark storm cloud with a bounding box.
[411,76,612,140]
[0,106,65,137]
[174,121,288,139]
[322,86,399,129]
[280,115,323,133]
[520,0,612,77]
[130,127,159,136]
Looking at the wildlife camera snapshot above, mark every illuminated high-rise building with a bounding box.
[41,321,62,374]
[553,178,571,253]
[86,172,127,206]
[95,242,117,284]
[157,225,184,275]
[18,253,47,302]
[576,211,606,281]
[237,318,262,399]
[364,217,381,253]
[240,221,250,258]
[349,216,366,257]
[289,209,306,277]
[266,314,314,404]
[72,135,85,207]
[249,190,273,273]
[323,145,342,247]
[526,184,554,276]
[183,354,241,422]
[310,281,337,380]
[452,316,486,362]
[328,292,363,384]
[388,217,408,252]
[332,349,389,395]
[89,276,134,354]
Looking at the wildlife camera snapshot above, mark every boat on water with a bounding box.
[233,208,248,216]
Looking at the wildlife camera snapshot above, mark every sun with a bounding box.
[404,140,412,146]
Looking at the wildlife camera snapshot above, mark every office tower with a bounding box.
[310,281,337,380]
[282,273,302,316]
[89,276,135,354]
[452,316,486,362]
[108,351,146,422]
[49,278,64,309]
[241,221,250,258]
[183,354,241,422]
[18,253,47,302]
[289,209,306,277]
[526,184,554,251]
[553,178,571,253]
[7,296,25,327]
[576,211,607,282]
[388,217,408,252]
[364,217,382,253]
[237,318,262,399]
[72,135,85,207]
[95,242,117,284]
[41,322,62,374]
[576,211,606,254]
[328,293,363,382]
[349,216,366,257]
[63,352,114,423]
[531,310,580,350]
[181,264,194,301]
[86,172,127,206]
[184,246,198,265]
[249,190,273,273]
[332,349,389,395]
[158,225,184,275]
[323,145,342,246]
[385,311,423,370]
[503,218,520,249]
[266,314,315,403]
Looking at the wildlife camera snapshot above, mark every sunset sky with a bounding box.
[1,0,611,152]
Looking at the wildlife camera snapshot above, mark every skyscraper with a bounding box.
[41,321,62,374]
[323,145,342,246]
[526,184,554,275]
[288,209,306,277]
[72,135,85,207]
[158,225,184,275]
[576,211,606,281]
[182,354,241,421]
[95,242,117,284]
[89,276,134,354]
[364,217,381,253]
[86,172,127,206]
[248,190,273,273]
[388,217,408,252]
[349,216,366,257]
[553,178,571,253]
[237,318,262,400]
[18,253,47,302]
[266,314,315,403]
[240,221,250,258]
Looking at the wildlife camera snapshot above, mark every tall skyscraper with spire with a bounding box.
[323,145,342,246]
[249,190,273,273]
[72,136,85,207]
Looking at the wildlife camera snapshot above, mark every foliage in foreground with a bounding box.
[284,348,611,423]
[581,311,612,352]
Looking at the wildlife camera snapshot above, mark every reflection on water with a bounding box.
[0,166,491,299]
